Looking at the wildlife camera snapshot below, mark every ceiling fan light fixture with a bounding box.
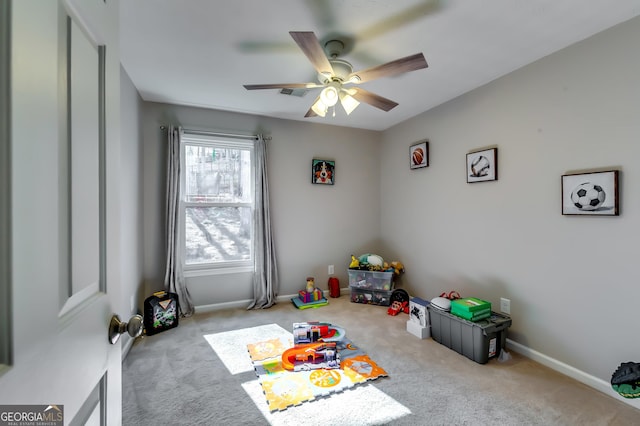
[311,98,327,117]
[320,85,339,107]
[339,90,360,115]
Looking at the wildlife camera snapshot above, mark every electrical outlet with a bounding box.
[328,264,334,275]
[500,298,511,315]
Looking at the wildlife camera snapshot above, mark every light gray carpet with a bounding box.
[122,296,640,425]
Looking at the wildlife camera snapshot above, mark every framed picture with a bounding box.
[561,170,619,216]
[467,148,498,183]
[410,140,429,169]
[311,159,335,185]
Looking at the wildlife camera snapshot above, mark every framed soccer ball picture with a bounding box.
[410,140,429,169]
[561,170,619,216]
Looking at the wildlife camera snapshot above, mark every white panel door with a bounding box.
[0,1,123,424]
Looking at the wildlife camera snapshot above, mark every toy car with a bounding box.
[387,300,409,316]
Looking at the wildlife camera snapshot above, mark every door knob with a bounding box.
[109,314,143,344]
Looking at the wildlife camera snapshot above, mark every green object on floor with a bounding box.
[291,297,328,309]
[611,362,640,398]
[612,383,640,398]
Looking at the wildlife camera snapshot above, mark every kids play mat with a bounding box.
[246,327,387,411]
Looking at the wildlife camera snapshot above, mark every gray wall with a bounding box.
[380,16,640,402]
[141,103,382,306]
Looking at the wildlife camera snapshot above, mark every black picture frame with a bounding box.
[561,170,619,216]
[410,140,429,169]
[467,148,498,183]
[311,159,335,185]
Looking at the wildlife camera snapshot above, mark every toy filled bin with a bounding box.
[347,270,394,291]
[349,285,394,306]
[428,307,512,364]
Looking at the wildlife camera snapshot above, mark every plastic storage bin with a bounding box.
[347,270,394,291]
[349,285,393,306]
[428,307,512,364]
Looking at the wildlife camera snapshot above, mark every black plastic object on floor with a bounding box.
[428,307,512,364]
[611,362,640,398]
[390,288,409,305]
[143,291,179,336]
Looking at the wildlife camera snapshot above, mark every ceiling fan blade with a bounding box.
[289,31,334,76]
[349,53,428,84]
[244,83,321,90]
[305,95,325,118]
[357,0,442,43]
[350,88,398,112]
[305,108,319,118]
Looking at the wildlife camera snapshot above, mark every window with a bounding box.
[181,133,254,273]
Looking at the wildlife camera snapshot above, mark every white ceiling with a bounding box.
[120,0,640,131]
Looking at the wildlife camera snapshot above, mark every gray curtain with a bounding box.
[248,135,279,309]
[164,126,195,316]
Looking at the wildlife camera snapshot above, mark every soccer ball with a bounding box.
[571,182,606,210]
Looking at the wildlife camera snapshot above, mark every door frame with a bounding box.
[0,0,12,370]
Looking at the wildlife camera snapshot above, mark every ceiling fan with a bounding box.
[243,31,428,118]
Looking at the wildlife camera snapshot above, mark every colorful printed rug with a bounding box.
[247,331,388,411]
[204,324,410,425]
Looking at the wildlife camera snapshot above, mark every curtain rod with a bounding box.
[160,126,271,141]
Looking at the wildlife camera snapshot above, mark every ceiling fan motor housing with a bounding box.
[318,59,353,84]
[324,39,344,58]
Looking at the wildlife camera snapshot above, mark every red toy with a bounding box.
[440,290,461,300]
[328,277,340,298]
[388,288,410,316]
[387,300,409,316]
[281,342,339,371]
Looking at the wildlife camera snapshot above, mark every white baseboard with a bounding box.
[194,289,350,314]
[507,339,640,410]
[194,292,304,313]
[121,335,135,361]
[195,299,254,313]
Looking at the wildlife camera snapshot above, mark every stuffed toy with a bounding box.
[353,253,384,271]
[390,261,405,276]
[358,253,384,268]
[611,362,640,398]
